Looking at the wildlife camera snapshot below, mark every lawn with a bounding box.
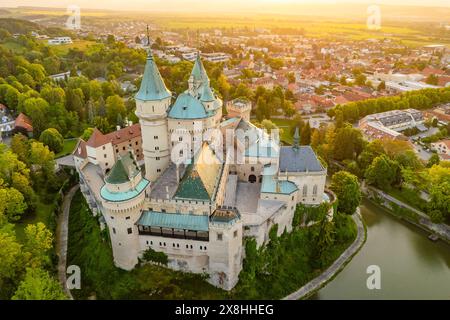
[55,138,78,159]
[271,118,296,145]
[45,40,97,56]
[0,41,26,54]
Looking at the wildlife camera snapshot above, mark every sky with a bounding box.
[1,0,450,12]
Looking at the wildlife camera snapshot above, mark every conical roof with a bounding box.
[200,83,215,102]
[105,152,140,184]
[135,51,171,101]
[190,53,209,83]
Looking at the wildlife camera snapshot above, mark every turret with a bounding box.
[135,47,172,182]
[100,152,150,270]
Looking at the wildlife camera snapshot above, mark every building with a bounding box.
[201,52,230,63]
[431,139,450,160]
[48,37,73,45]
[226,99,252,122]
[73,49,333,291]
[359,109,425,141]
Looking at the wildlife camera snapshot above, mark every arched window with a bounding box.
[303,185,308,197]
[313,185,318,196]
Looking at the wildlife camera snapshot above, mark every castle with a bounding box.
[73,50,332,290]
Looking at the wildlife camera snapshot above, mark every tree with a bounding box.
[12,268,66,300]
[377,81,386,91]
[300,122,311,145]
[81,127,94,141]
[330,171,361,215]
[39,128,64,153]
[23,222,53,268]
[10,134,29,164]
[334,125,364,161]
[105,95,126,126]
[427,153,440,168]
[365,154,398,190]
[0,227,23,297]
[0,187,27,222]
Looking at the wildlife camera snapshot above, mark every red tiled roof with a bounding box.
[73,139,87,159]
[14,113,33,132]
[104,123,141,145]
[86,128,110,148]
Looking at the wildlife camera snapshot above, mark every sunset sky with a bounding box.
[2,0,450,12]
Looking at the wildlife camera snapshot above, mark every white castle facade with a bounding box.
[73,51,332,290]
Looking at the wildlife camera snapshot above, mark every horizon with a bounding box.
[2,0,450,13]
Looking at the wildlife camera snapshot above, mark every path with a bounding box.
[371,187,450,241]
[56,184,79,300]
[283,211,365,300]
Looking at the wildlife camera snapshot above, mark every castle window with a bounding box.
[146,240,148,245]
[186,244,189,249]
[251,166,255,172]
[217,233,223,241]
[136,141,139,145]
[112,228,116,234]
[105,163,108,167]
[157,169,161,173]
[123,146,126,151]
[303,185,308,197]
[104,154,107,158]
[116,149,119,153]
[164,242,166,246]
[204,246,207,250]
[110,216,114,220]
[177,244,180,248]
[127,228,132,234]
[156,157,160,160]
[150,241,153,245]
[234,230,238,238]
[179,137,183,142]
[200,245,203,250]
[190,245,193,249]
[154,136,158,139]
[102,146,105,150]
[126,216,130,220]
[313,185,318,196]
[173,243,175,247]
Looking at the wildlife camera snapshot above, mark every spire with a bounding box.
[191,52,208,83]
[293,127,300,149]
[135,28,171,102]
[146,24,153,59]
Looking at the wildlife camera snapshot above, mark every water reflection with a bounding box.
[311,199,450,300]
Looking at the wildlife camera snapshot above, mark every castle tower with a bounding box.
[208,207,243,290]
[188,53,209,96]
[135,48,172,182]
[100,152,150,270]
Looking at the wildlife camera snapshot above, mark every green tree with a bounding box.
[0,187,27,222]
[23,222,53,268]
[39,128,64,153]
[427,153,440,168]
[12,268,66,300]
[105,95,126,126]
[365,154,398,190]
[330,171,361,215]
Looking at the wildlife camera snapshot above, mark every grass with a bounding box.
[0,41,26,53]
[271,118,296,144]
[55,138,78,159]
[14,195,57,243]
[45,40,97,56]
[387,187,428,212]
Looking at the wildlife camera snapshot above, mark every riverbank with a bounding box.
[366,187,450,245]
[283,211,366,300]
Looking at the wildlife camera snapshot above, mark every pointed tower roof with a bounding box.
[200,82,215,102]
[135,51,171,101]
[190,53,209,83]
[293,127,300,149]
[105,152,140,184]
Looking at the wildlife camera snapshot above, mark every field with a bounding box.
[44,40,97,56]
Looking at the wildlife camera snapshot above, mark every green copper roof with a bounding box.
[191,54,209,83]
[135,54,171,101]
[261,167,298,195]
[168,93,208,119]
[174,143,222,201]
[101,178,149,202]
[105,152,140,184]
[200,84,215,102]
[137,211,209,232]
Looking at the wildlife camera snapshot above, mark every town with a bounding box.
[0,3,449,302]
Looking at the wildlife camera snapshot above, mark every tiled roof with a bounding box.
[104,123,141,145]
[168,93,208,119]
[73,139,87,158]
[86,128,110,148]
[137,211,209,232]
[14,113,33,132]
[135,53,171,101]
[175,143,222,200]
[279,146,324,172]
[105,152,140,184]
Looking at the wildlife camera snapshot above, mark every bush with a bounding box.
[429,210,444,224]
[141,248,168,266]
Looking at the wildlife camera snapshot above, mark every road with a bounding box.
[56,184,79,300]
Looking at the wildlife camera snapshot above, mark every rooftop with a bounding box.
[105,152,140,184]
[137,211,209,232]
[279,146,324,173]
